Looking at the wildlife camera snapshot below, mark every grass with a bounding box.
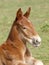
[0,0,49,65]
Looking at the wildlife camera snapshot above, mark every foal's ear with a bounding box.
[16,8,23,19]
[24,7,31,18]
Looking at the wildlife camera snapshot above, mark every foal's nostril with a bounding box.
[36,40,38,43]
[36,40,41,43]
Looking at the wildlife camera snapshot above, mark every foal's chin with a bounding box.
[32,43,41,47]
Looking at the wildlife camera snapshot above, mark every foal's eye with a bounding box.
[23,27,26,29]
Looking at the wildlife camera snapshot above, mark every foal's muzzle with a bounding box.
[32,36,41,47]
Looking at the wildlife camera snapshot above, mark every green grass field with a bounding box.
[0,0,49,65]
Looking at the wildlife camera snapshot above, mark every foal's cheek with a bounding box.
[23,29,28,35]
[24,30,33,37]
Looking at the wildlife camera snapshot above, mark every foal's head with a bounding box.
[14,7,41,47]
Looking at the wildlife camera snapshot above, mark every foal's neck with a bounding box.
[17,28,31,57]
[7,21,25,46]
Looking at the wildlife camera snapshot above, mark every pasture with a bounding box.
[0,0,49,65]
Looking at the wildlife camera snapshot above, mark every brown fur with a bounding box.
[0,8,43,65]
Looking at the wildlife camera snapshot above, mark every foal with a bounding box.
[0,8,43,65]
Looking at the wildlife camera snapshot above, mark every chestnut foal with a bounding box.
[0,8,43,65]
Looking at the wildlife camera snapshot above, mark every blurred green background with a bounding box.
[0,0,49,65]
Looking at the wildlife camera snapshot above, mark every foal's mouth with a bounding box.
[32,41,41,47]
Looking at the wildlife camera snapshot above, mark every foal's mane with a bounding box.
[7,17,18,41]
